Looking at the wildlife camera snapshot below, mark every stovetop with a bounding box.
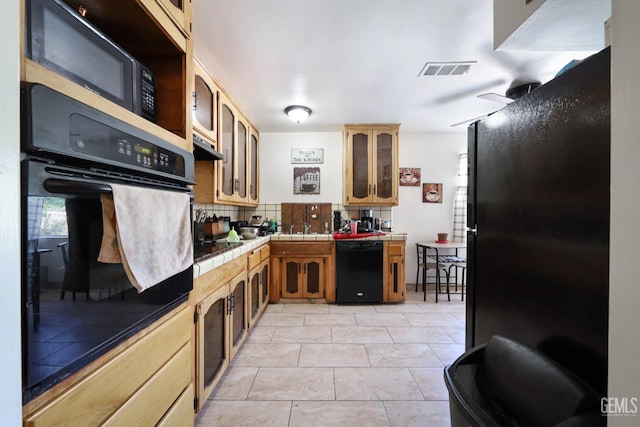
[194,241,243,263]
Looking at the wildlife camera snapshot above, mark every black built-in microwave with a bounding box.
[26,0,157,123]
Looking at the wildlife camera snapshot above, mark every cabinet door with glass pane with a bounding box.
[155,0,192,36]
[217,93,236,203]
[192,60,218,144]
[215,93,258,206]
[196,283,229,411]
[343,124,399,206]
[344,128,373,205]
[248,128,259,206]
[229,273,247,359]
[279,257,325,299]
[302,258,325,299]
[259,261,269,311]
[372,129,398,205]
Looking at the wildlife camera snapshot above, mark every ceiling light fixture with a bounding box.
[284,105,312,123]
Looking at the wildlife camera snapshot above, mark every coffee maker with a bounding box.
[359,209,374,232]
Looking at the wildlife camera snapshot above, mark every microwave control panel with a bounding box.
[138,66,157,123]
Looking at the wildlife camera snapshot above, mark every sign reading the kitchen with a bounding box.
[291,148,324,164]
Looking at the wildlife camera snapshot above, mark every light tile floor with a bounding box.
[196,287,466,427]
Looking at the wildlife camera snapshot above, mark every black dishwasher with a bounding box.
[336,241,383,303]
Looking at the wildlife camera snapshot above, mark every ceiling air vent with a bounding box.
[418,61,476,77]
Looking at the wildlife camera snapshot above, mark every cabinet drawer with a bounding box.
[248,251,261,270]
[157,384,194,427]
[387,243,404,256]
[25,306,192,427]
[103,343,192,426]
[248,245,269,270]
[260,245,271,261]
[271,242,332,256]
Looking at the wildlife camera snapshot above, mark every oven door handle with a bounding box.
[44,178,113,194]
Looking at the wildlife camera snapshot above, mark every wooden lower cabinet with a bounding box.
[193,261,248,412]
[384,241,406,302]
[248,244,270,328]
[192,250,269,413]
[229,273,248,358]
[279,257,326,298]
[260,260,270,311]
[270,241,335,302]
[195,283,230,412]
[249,258,270,328]
[24,305,193,426]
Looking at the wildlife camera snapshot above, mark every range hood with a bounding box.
[193,133,223,161]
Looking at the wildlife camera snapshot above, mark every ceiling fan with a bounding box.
[451,82,541,127]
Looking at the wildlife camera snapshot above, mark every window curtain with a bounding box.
[452,186,467,242]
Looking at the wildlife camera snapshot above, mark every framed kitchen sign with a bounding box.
[291,148,324,164]
[293,167,320,194]
[423,183,443,203]
[399,167,421,186]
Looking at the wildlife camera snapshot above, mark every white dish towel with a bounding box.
[98,183,193,293]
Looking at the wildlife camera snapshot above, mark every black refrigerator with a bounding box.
[466,47,610,395]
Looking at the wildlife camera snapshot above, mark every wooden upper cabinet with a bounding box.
[215,92,259,206]
[248,129,260,205]
[192,59,218,144]
[216,93,237,203]
[154,0,192,37]
[343,124,400,206]
[237,118,248,200]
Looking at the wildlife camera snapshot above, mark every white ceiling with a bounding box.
[193,0,610,133]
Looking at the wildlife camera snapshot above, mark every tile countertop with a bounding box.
[271,232,407,241]
[193,233,407,278]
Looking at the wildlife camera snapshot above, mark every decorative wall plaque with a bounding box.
[399,167,421,187]
[291,148,324,164]
[293,167,320,194]
[423,183,443,203]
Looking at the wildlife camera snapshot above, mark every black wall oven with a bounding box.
[21,83,194,403]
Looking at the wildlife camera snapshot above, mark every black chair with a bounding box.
[447,259,466,301]
[57,241,75,300]
[415,243,449,302]
[58,241,89,301]
[27,239,52,330]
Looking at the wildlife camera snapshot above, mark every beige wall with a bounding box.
[0,0,23,423]
[259,130,467,282]
[609,1,640,424]
[493,0,545,49]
